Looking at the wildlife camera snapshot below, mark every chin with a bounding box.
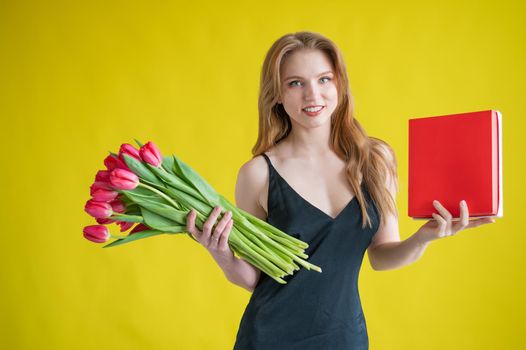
[295,116,331,128]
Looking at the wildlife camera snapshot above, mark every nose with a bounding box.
[303,81,322,101]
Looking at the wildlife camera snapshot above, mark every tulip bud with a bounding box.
[117,220,134,232]
[95,170,111,183]
[110,199,126,213]
[85,199,113,218]
[139,141,162,167]
[83,225,110,243]
[130,223,150,234]
[96,217,116,224]
[119,143,141,163]
[109,168,139,190]
[104,154,130,171]
[90,181,119,201]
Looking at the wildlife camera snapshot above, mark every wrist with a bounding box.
[211,251,236,269]
[413,230,431,247]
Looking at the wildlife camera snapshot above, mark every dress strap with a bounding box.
[260,153,278,218]
[261,153,274,172]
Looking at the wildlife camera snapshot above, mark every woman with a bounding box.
[185,31,495,349]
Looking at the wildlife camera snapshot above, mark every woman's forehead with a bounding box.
[280,49,334,78]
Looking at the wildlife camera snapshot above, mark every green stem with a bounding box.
[234,228,293,274]
[138,182,179,209]
[240,207,309,248]
[236,225,294,274]
[218,195,308,250]
[229,229,284,277]
[236,216,309,262]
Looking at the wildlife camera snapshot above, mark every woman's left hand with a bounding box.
[415,200,496,244]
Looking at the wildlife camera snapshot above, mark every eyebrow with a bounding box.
[283,70,334,82]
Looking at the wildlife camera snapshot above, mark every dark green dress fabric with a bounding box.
[233,153,380,350]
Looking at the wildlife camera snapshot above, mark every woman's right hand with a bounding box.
[186,205,235,264]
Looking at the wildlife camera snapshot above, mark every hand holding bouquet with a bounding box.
[83,140,322,284]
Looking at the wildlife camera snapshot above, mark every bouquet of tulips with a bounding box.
[83,140,322,284]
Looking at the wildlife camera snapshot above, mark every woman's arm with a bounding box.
[367,143,494,271]
[214,253,261,292]
[366,157,420,270]
[367,223,430,271]
[217,157,267,292]
[368,201,495,271]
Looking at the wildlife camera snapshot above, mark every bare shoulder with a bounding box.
[235,154,269,221]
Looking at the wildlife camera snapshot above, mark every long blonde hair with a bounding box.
[252,31,398,230]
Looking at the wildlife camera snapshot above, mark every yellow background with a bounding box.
[1,0,524,349]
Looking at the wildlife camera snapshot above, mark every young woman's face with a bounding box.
[278,49,338,129]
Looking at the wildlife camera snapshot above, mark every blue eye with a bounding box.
[287,77,332,87]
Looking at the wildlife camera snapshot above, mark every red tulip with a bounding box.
[96,217,116,224]
[83,225,110,243]
[119,143,141,164]
[117,221,134,232]
[139,141,162,167]
[85,199,113,218]
[110,199,126,213]
[95,170,111,182]
[104,154,130,171]
[90,181,118,201]
[110,168,139,190]
[130,223,150,234]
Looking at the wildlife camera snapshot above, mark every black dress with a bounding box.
[233,153,381,350]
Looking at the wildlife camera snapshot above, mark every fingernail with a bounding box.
[461,200,466,206]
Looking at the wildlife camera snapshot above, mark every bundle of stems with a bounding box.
[98,140,322,284]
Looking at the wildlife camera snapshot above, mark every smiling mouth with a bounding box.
[302,105,324,112]
[302,106,325,116]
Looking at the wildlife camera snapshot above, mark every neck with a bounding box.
[285,123,333,158]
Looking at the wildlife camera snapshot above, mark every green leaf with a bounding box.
[102,230,165,248]
[147,165,196,196]
[125,205,142,216]
[127,185,160,197]
[121,154,162,185]
[141,207,178,228]
[161,156,175,174]
[156,225,187,233]
[162,185,211,216]
[134,139,144,148]
[119,195,134,206]
[171,155,185,179]
[122,188,172,207]
[133,207,187,233]
[109,213,144,223]
[126,193,187,224]
[172,155,219,204]
[141,207,190,233]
